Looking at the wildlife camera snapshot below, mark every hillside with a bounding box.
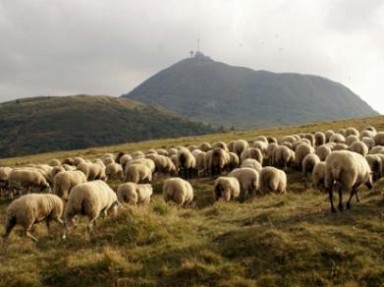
[122,53,379,129]
[1,116,384,287]
[0,95,214,158]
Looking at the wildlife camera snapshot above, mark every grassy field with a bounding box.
[1,115,384,287]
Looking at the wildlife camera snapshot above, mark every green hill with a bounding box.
[0,95,214,158]
[122,53,379,129]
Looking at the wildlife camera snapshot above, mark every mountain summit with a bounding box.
[122,54,379,129]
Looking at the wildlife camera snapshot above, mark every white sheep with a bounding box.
[345,135,360,146]
[198,142,211,152]
[345,127,360,137]
[124,163,152,183]
[240,158,262,173]
[0,167,12,197]
[62,180,120,238]
[295,143,315,170]
[162,177,194,206]
[2,193,64,251]
[213,176,240,202]
[324,150,373,212]
[208,147,230,176]
[228,152,240,170]
[77,162,106,181]
[365,154,382,182]
[349,141,369,156]
[212,141,229,152]
[49,159,62,167]
[273,145,295,170]
[312,162,326,191]
[325,130,335,143]
[374,132,384,146]
[315,144,332,161]
[233,139,249,157]
[314,131,326,146]
[228,168,259,199]
[117,183,153,205]
[302,153,321,189]
[240,147,263,164]
[8,169,51,196]
[361,137,375,150]
[53,170,87,200]
[259,166,287,194]
[105,162,124,181]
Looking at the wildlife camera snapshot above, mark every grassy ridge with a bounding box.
[0,115,384,287]
[0,95,214,158]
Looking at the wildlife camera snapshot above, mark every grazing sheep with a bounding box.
[267,136,278,144]
[254,135,268,144]
[194,152,207,177]
[146,154,176,175]
[240,147,263,164]
[77,162,106,181]
[365,154,382,182]
[349,141,369,156]
[212,141,229,152]
[324,150,373,213]
[228,168,259,199]
[266,142,278,165]
[315,144,332,161]
[105,162,124,181]
[325,130,335,143]
[62,180,120,238]
[234,139,249,157]
[49,159,61,167]
[302,153,321,189]
[156,148,169,156]
[198,142,211,152]
[363,125,377,134]
[361,137,375,150]
[312,162,326,191]
[119,154,133,170]
[117,183,153,205]
[53,170,87,200]
[127,158,155,173]
[213,176,240,202]
[8,169,51,196]
[368,145,384,155]
[124,163,152,183]
[253,141,268,156]
[131,151,145,159]
[73,157,86,166]
[333,143,348,151]
[51,165,66,181]
[345,127,360,137]
[2,193,64,251]
[227,141,235,153]
[359,129,375,140]
[228,152,240,171]
[0,167,12,197]
[314,131,326,147]
[240,158,262,173]
[303,133,315,147]
[162,177,194,206]
[273,145,295,170]
[374,132,384,146]
[208,147,230,176]
[295,143,315,170]
[259,167,287,194]
[329,133,345,144]
[345,135,360,146]
[177,147,196,178]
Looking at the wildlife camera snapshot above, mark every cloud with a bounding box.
[0,0,383,113]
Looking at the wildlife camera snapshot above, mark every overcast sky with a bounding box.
[1,0,383,113]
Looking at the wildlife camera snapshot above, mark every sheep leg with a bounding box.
[45,219,51,235]
[2,216,17,254]
[347,187,359,209]
[328,188,337,213]
[25,226,38,242]
[338,186,344,212]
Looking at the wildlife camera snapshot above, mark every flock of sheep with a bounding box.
[1,124,384,253]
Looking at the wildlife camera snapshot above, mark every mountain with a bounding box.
[122,53,379,129]
[0,95,214,158]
